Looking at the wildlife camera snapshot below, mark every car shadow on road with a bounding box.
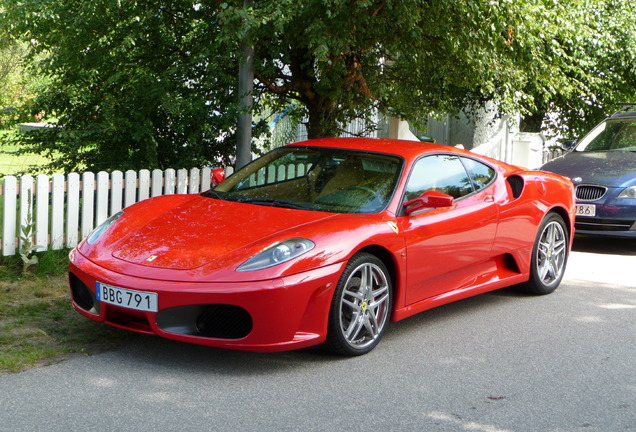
[144,288,530,366]
[113,288,526,375]
[572,235,636,256]
[383,285,532,336]
[100,237,631,375]
[114,332,349,375]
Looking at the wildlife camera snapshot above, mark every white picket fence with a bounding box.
[0,166,233,256]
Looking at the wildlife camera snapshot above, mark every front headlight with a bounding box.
[236,238,315,272]
[86,211,124,245]
[617,186,636,199]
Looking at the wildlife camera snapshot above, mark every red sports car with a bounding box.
[69,138,575,356]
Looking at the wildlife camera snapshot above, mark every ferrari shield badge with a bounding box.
[146,255,158,263]
[387,221,399,234]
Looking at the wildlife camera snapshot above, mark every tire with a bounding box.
[325,253,392,356]
[521,212,569,295]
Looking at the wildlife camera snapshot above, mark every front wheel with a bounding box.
[325,253,392,356]
[521,212,569,295]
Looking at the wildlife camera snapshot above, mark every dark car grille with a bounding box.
[195,305,253,339]
[576,185,607,201]
[156,304,253,339]
[69,273,99,314]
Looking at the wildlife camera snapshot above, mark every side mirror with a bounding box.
[403,190,454,215]
[211,168,226,186]
[562,139,577,150]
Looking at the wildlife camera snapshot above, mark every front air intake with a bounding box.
[156,304,253,339]
[195,305,253,339]
[69,273,99,314]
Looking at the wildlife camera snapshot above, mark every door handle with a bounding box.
[484,195,495,203]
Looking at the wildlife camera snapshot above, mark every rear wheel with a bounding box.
[326,253,392,356]
[521,212,569,295]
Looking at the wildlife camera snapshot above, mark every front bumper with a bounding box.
[69,250,345,352]
[575,216,636,238]
[574,186,636,238]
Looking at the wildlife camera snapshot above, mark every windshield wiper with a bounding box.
[238,197,307,210]
[202,190,225,200]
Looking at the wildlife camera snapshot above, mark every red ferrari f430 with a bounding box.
[69,138,575,356]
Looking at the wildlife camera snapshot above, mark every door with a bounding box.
[399,155,499,305]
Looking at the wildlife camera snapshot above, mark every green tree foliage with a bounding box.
[519,0,636,137]
[0,37,23,109]
[0,37,32,127]
[1,0,244,173]
[2,0,635,172]
[220,0,636,140]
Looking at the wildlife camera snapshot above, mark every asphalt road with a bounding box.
[0,236,634,432]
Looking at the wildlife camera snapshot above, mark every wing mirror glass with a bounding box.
[211,168,226,186]
[403,190,454,215]
[562,139,577,150]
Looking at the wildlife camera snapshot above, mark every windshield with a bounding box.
[575,119,636,152]
[208,146,402,213]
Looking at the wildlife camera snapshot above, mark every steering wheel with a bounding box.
[348,185,375,196]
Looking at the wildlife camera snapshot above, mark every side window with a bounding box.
[404,155,474,201]
[460,157,496,191]
[614,123,636,150]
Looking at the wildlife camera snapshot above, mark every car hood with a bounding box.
[101,196,337,271]
[542,151,636,187]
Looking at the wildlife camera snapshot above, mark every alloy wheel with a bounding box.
[337,262,391,350]
[536,220,567,286]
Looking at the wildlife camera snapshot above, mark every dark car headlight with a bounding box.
[236,238,315,272]
[86,211,124,245]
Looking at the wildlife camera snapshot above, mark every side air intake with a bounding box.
[506,175,524,199]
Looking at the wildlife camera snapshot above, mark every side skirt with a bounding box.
[392,260,528,322]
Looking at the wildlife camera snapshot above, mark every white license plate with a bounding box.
[96,282,158,312]
[575,204,596,217]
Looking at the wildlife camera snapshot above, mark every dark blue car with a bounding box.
[542,105,636,238]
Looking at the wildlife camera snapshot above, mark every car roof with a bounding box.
[609,104,636,120]
[286,137,473,161]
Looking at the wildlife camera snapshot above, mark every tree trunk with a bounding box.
[304,96,340,139]
[235,0,254,170]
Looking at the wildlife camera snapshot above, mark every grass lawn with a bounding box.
[0,250,145,376]
[0,132,143,376]
[0,129,51,176]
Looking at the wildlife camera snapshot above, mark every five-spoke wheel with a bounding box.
[522,212,569,294]
[326,253,392,356]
